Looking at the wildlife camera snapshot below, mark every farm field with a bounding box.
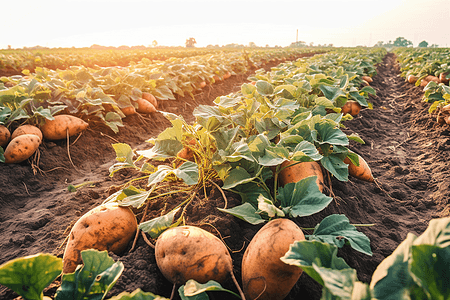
[0,48,449,300]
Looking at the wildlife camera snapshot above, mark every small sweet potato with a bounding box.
[362,75,373,83]
[121,106,137,116]
[62,203,137,273]
[0,125,10,147]
[4,134,41,164]
[242,218,305,300]
[142,92,158,108]
[11,125,43,143]
[341,100,362,116]
[136,98,157,114]
[344,154,374,182]
[407,75,418,84]
[439,72,449,84]
[155,225,233,285]
[40,115,88,141]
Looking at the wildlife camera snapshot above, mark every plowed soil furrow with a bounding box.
[1,52,449,300]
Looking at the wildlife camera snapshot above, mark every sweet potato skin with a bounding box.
[0,125,10,147]
[62,203,137,273]
[142,92,158,108]
[155,225,233,285]
[242,218,305,300]
[341,100,362,116]
[136,98,157,114]
[278,160,324,192]
[11,125,43,142]
[40,115,88,140]
[4,134,41,164]
[344,154,374,182]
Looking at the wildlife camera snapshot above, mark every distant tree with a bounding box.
[374,41,384,47]
[418,40,428,48]
[393,37,413,47]
[289,41,307,47]
[430,44,439,48]
[309,42,314,47]
[152,40,158,47]
[185,37,197,48]
[249,42,257,47]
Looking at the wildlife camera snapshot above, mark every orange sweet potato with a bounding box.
[407,75,418,84]
[278,160,324,192]
[344,154,374,182]
[4,134,41,164]
[136,98,157,114]
[40,115,88,140]
[362,75,373,83]
[142,92,158,108]
[341,100,362,116]
[62,203,137,273]
[242,218,305,300]
[11,125,43,143]
[0,125,10,147]
[121,105,137,116]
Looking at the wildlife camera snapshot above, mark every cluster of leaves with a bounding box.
[107,48,383,240]
[0,48,317,133]
[281,216,450,300]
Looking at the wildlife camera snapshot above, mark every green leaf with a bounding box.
[106,288,169,300]
[410,245,450,300]
[313,264,358,299]
[277,176,333,218]
[281,240,351,286]
[173,161,199,185]
[319,85,346,102]
[181,279,241,298]
[137,139,183,160]
[257,194,285,218]
[112,143,134,165]
[222,167,254,190]
[255,80,274,96]
[0,253,62,300]
[312,121,349,146]
[55,250,123,300]
[218,202,265,225]
[193,105,230,132]
[231,180,272,207]
[0,146,4,163]
[307,214,372,256]
[320,154,349,182]
[139,207,181,239]
[117,190,152,209]
[291,140,323,161]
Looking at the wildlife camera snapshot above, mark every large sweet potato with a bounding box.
[40,115,88,140]
[4,134,41,164]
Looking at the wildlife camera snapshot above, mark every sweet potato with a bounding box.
[121,105,136,116]
[278,160,324,192]
[142,92,158,108]
[242,218,305,300]
[341,100,362,116]
[0,125,10,147]
[136,98,157,114]
[344,154,374,182]
[407,75,418,84]
[4,134,41,164]
[40,115,88,141]
[362,75,373,83]
[11,125,43,143]
[439,72,449,84]
[62,203,137,273]
[155,225,233,285]
[223,72,232,79]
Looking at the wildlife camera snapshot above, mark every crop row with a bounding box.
[395,48,450,125]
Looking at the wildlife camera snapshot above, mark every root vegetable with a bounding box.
[40,115,88,141]
[155,225,233,285]
[11,125,43,143]
[4,134,41,164]
[223,72,232,79]
[407,75,418,84]
[136,98,157,114]
[362,76,373,83]
[341,100,362,116]
[0,125,10,147]
[62,203,137,274]
[278,160,324,192]
[242,218,305,300]
[142,92,158,108]
[121,106,136,116]
[439,72,449,83]
[344,154,374,182]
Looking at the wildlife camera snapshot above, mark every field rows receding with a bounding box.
[1,51,449,300]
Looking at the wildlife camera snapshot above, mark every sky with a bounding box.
[1,0,449,49]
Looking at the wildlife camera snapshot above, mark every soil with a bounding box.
[1,52,449,300]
